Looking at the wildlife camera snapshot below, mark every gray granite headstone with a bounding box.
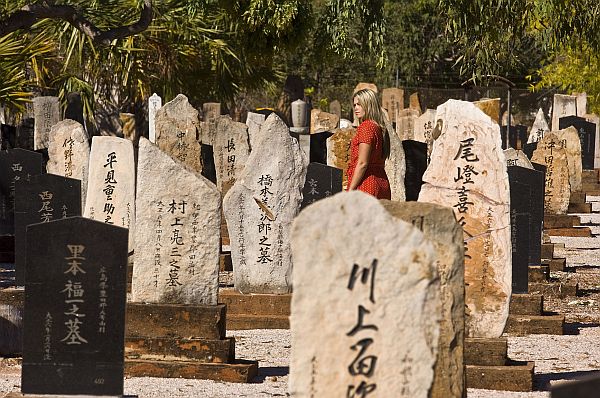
[300,162,342,208]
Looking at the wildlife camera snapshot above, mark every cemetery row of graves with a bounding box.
[1,84,600,397]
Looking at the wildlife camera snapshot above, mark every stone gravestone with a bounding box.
[223,113,307,294]
[473,98,500,124]
[0,149,43,235]
[554,126,583,192]
[329,100,342,121]
[396,109,420,140]
[504,148,534,169]
[409,92,423,115]
[290,192,441,398]
[559,115,596,170]
[64,92,85,126]
[310,109,339,134]
[574,92,587,116]
[300,162,342,209]
[14,174,81,285]
[132,138,221,305]
[385,120,407,201]
[507,167,533,294]
[327,127,354,189]
[213,116,250,194]
[245,111,266,152]
[309,131,333,164]
[551,94,577,132]
[46,119,90,211]
[419,99,511,338]
[83,136,135,247]
[403,140,428,201]
[501,125,528,150]
[22,217,127,395]
[203,102,221,122]
[155,94,202,173]
[33,96,61,151]
[381,88,404,122]
[414,109,437,163]
[531,132,571,214]
[148,93,162,143]
[528,108,550,144]
[585,113,600,168]
[380,200,465,398]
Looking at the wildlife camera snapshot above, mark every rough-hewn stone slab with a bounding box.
[464,337,507,366]
[466,361,534,392]
[504,314,564,335]
[125,336,235,363]
[124,359,258,382]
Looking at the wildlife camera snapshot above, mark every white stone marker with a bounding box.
[528,108,550,143]
[223,113,307,294]
[155,94,202,173]
[555,126,583,192]
[214,116,250,193]
[245,112,266,151]
[551,94,577,132]
[148,93,162,143]
[132,138,220,304]
[290,192,440,398]
[46,120,90,211]
[84,136,135,247]
[33,96,60,150]
[504,148,534,169]
[419,99,511,338]
[575,92,587,117]
[384,119,406,201]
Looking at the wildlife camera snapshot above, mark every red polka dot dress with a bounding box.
[346,119,391,199]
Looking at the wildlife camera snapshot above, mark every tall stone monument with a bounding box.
[148,93,162,143]
[33,96,60,150]
[223,113,307,294]
[554,126,582,192]
[213,116,250,193]
[419,99,511,338]
[381,88,404,122]
[290,192,441,398]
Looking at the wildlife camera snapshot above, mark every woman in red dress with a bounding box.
[346,88,392,199]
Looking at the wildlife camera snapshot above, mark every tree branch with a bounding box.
[0,0,153,45]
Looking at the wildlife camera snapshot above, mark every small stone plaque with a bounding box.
[300,163,342,209]
[22,217,127,396]
[0,149,43,235]
[501,125,528,150]
[559,115,596,170]
[15,174,81,285]
[402,140,428,201]
[508,167,532,294]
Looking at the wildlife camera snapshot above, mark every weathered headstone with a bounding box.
[22,217,127,395]
[15,174,81,285]
[0,149,43,234]
[501,124,528,150]
[132,138,221,304]
[527,108,550,144]
[381,200,465,398]
[300,162,343,208]
[381,88,404,122]
[223,113,307,294]
[530,132,571,214]
[290,192,441,398]
[33,96,60,151]
[507,167,532,294]
[403,140,428,201]
[155,94,202,173]
[414,109,437,163]
[396,108,420,140]
[245,111,266,151]
[386,120,407,201]
[409,92,422,115]
[504,148,534,169]
[554,126,583,192]
[310,109,339,134]
[46,119,90,211]
[327,127,355,189]
[64,92,85,126]
[83,136,135,247]
[559,115,596,170]
[418,99,511,338]
[353,82,378,94]
[473,98,500,124]
[551,94,577,132]
[213,116,250,193]
[203,102,221,122]
[574,92,587,117]
[329,100,342,121]
[148,93,162,143]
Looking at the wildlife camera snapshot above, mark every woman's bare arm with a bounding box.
[348,142,372,190]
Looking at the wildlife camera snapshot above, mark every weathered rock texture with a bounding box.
[418,99,511,339]
[504,148,534,169]
[310,109,339,134]
[46,120,90,211]
[528,108,550,143]
[132,138,220,305]
[148,93,162,143]
[327,127,355,189]
[223,113,307,294]
[473,98,500,124]
[555,126,582,192]
[531,131,571,214]
[213,116,250,193]
[381,200,465,398]
[155,94,202,173]
[33,96,60,150]
[245,112,266,151]
[290,192,440,398]
[414,109,437,162]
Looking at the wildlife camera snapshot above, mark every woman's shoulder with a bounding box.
[359,119,381,130]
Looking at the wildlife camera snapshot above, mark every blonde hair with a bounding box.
[352,88,391,159]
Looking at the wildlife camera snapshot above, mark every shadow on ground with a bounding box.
[253,366,289,383]
[535,369,600,390]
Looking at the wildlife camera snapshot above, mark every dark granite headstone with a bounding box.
[14,174,81,285]
[0,149,43,235]
[22,217,127,396]
[65,92,85,126]
[551,374,600,398]
[522,141,538,160]
[559,115,596,170]
[1,124,16,150]
[501,125,528,150]
[402,140,428,201]
[301,162,342,209]
[310,131,333,164]
[508,167,531,294]
[16,118,34,150]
